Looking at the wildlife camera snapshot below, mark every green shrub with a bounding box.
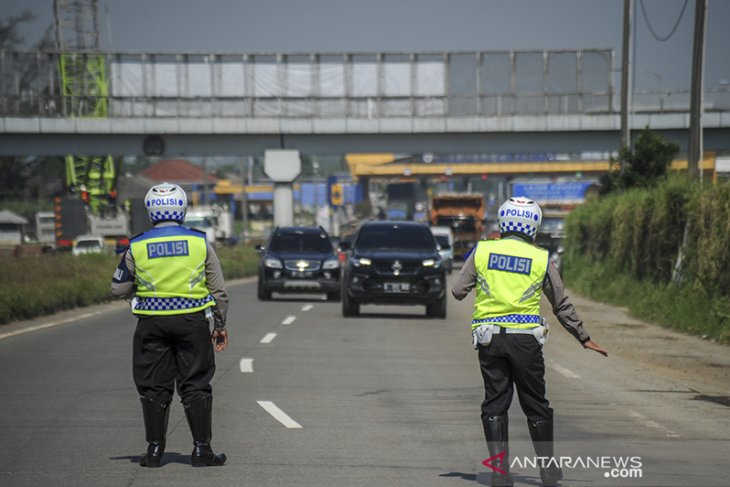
[0,244,260,325]
[216,245,260,280]
[565,176,730,344]
[564,253,727,343]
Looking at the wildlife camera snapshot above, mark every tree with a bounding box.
[600,127,680,194]
[0,10,35,48]
[0,9,54,49]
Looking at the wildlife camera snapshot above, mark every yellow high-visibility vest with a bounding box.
[472,238,548,330]
[129,226,215,316]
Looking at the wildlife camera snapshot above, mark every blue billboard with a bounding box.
[510,181,596,204]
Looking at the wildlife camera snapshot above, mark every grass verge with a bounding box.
[0,245,260,325]
[563,253,729,344]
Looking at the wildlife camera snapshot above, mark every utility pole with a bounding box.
[201,157,208,205]
[240,157,251,242]
[620,0,633,157]
[688,0,707,180]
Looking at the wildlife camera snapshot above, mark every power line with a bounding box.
[639,0,689,42]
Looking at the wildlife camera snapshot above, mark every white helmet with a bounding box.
[144,183,187,224]
[498,196,542,240]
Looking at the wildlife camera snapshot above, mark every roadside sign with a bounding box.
[330,183,344,207]
[511,181,596,205]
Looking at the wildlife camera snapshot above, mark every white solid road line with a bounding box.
[260,333,277,344]
[239,358,254,373]
[627,410,681,438]
[257,401,303,429]
[282,315,297,325]
[548,363,582,380]
[0,311,99,341]
[301,304,314,311]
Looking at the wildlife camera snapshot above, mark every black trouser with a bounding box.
[478,331,552,422]
[133,311,215,405]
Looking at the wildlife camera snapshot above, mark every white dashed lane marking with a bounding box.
[257,401,303,429]
[627,410,680,438]
[239,358,254,373]
[260,333,277,344]
[301,304,314,311]
[282,316,297,325]
[548,363,582,380]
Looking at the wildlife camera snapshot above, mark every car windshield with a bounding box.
[541,218,565,232]
[269,231,332,253]
[434,235,451,249]
[356,225,436,251]
[185,216,214,228]
[76,240,102,249]
[435,216,477,233]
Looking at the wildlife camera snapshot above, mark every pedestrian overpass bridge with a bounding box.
[2,48,729,160]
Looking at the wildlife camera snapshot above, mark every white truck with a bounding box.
[184,205,234,245]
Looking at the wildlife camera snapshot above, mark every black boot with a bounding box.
[183,395,226,467]
[528,418,563,487]
[482,415,514,487]
[139,397,170,467]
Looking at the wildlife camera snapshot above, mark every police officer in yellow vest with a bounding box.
[112,183,229,468]
[452,197,608,487]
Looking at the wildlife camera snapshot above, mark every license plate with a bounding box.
[384,282,410,293]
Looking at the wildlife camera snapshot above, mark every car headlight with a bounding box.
[422,258,442,269]
[352,257,371,267]
[323,258,340,269]
[264,257,283,269]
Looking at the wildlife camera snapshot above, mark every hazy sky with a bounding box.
[3,0,730,91]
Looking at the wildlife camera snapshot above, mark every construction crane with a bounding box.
[52,1,127,248]
[53,0,108,118]
[53,0,116,216]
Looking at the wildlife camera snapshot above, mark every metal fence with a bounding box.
[1,48,728,119]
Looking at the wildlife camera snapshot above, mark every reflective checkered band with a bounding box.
[135,295,214,312]
[472,314,541,325]
[499,221,538,238]
[150,210,185,223]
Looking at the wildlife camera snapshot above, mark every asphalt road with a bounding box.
[0,275,728,487]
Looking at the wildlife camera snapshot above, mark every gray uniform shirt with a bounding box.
[111,222,229,327]
[451,239,590,344]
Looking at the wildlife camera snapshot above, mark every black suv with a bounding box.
[256,227,341,301]
[341,221,447,318]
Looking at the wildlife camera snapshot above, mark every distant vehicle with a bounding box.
[430,193,485,261]
[536,210,569,275]
[255,227,341,301]
[484,219,500,240]
[429,226,454,275]
[35,211,56,245]
[184,206,235,245]
[72,235,106,256]
[340,221,447,318]
[386,182,428,222]
[55,156,133,252]
[184,210,216,242]
[548,246,564,275]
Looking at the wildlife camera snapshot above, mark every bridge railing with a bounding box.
[1,49,728,119]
